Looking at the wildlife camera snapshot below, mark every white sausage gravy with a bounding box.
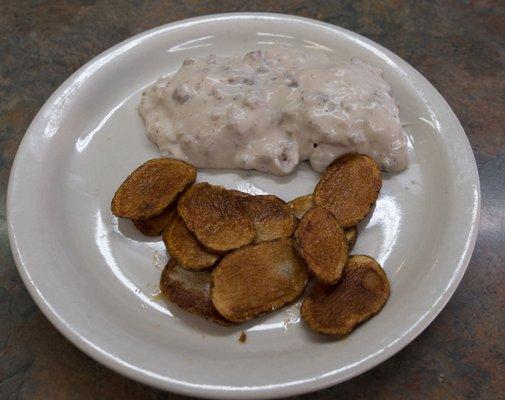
[139,46,408,175]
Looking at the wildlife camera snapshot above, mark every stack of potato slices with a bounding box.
[111,154,390,336]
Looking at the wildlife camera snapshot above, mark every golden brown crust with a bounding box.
[344,226,358,250]
[160,258,232,325]
[211,238,308,323]
[163,214,220,269]
[301,255,390,336]
[313,154,382,228]
[288,194,313,220]
[240,195,296,243]
[111,158,197,220]
[177,183,256,252]
[229,189,252,198]
[294,206,348,284]
[133,206,177,236]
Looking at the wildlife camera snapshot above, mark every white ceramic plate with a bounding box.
[7,13,479,399]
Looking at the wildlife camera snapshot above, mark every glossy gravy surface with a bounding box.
[140,46,408,175]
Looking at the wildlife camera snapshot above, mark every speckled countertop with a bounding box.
[1,1,504,399]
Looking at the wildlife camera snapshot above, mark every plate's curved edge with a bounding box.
[6,12,481,399]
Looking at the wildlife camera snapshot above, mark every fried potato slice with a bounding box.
[288,194,313,220]
[301,255,390,336]
[294,206,348,284]
[229,189,251,198]
[240,195,296,243]
[160,259,231,325]
[231,191,295,242]
[163,214,220,270]
[313,154,381,228]
[288,197,358,249]
[133,206,176,236]
[111,158,197,220]
[344,226,358,250]
[211,238,308,323]
[177,183,256,252]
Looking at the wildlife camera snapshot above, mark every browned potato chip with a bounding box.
[344,226,358,250]
[240,195,296,243]
[301,255,390,336]
[133,206,176,236]
[229,189,251,198]
[177,183,256,252]
[211,238,308,323]
[111,158,197,220]
[288,194,313,219]
[313,154,382,228]
[163,214,220,270]
[289,198,358,248]
[294,206,348,284]
[160,259,231,325]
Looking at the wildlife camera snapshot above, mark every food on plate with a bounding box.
[301,255,390,335]
[139,46,408,176]
[177,183,255,252]
[288,194,313,220]
[163,214,220,269]
[160,258,231,325]
[288,195,358,248]
[211,238,308,323]
[239,195,296,243]
[111,158,196,219]
[230,189,251,198]
[133,206,176,236]
[113,153,390,336]
[294,206,348,284]
[118,44,401,336]
[344,226,358,250]
[313,154,382,228]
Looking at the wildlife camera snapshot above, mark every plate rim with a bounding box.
[7,12,481,399]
